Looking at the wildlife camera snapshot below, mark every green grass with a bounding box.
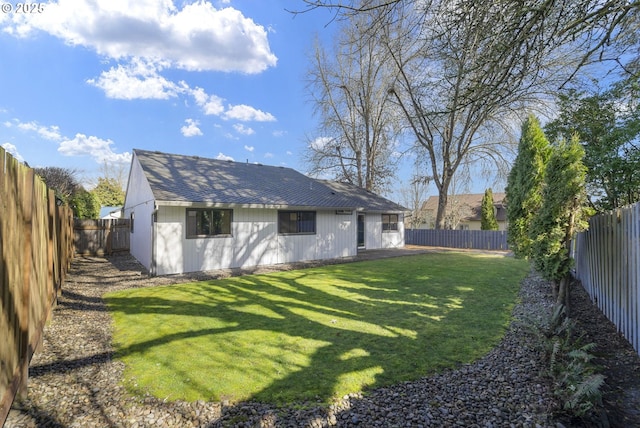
[104,252,529,405]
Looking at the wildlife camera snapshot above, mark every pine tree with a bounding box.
[530,135,589,319]
[506,115,552,258]
[481,188,499,230]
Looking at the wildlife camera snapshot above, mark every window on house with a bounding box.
[186,208,232,238]
[278,211,316,234]
[382,214,399,232]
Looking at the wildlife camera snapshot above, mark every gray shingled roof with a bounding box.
[134,149,406,211]
[320,180,406,212]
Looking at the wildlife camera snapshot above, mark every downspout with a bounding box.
[150,204,158,276]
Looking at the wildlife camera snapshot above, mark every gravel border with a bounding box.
[6,251,560,427]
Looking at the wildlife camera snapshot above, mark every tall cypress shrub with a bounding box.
[506,115,552,258]
[481,188,499,230]
[530,135,589,315]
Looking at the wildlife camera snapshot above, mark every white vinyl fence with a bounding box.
[573,202,640,356]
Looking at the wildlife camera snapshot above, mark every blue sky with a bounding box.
[0,2,342,179]
[1,0,501,203]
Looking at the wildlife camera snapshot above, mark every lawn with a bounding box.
[104,252,529,405]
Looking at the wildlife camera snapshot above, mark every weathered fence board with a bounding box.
[574,202,640,356]
[406,229,509,251]
[74,218,130,255]
[1,147,74,425]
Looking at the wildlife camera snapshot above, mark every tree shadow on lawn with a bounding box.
[104,255,522,405]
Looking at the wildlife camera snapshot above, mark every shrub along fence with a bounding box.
[573,202,640,356]
[406,229,509,251]
[74,218,130,255]
[0,147,74,425]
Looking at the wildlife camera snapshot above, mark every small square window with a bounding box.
[278,211,316,234]
[186,208,232,238]
[382,214,398,232]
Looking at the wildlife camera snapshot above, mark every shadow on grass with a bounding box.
[104,253,527,405]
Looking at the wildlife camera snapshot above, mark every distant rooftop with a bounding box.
[421,193,506,222]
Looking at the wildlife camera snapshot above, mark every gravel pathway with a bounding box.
[4,251,569,427]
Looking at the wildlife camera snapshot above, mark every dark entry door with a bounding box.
[357,213,365,248]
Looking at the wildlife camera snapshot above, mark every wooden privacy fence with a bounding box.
[74,218,130,255]
[0,147,74,425]
[573,202,640,356]
[406,229,509,251]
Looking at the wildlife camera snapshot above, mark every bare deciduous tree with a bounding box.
[400,166,431,229]
[297,0,639,228]
[305,9,401,193]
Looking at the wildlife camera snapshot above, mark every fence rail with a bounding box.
[406,229,509,251]
[74,218,130,255]
[1,147,74,425]
[574,203,640,356]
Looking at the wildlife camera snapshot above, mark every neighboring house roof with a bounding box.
[99,206,122,219]
[133,149,406,212]
[421,193,507,222]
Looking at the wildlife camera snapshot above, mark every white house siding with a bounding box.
[364,212,405,250]
[123,156,156,271]
[382,213,405,248]
[278,210,356,263]
[153,207,357,275]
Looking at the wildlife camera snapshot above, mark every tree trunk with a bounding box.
[435,191,448,229]
[550,274,571,331]
[556,274,571,315]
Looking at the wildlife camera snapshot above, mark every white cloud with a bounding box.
[3,1,277,74]
[264,152,274,158]
[87,58,180,100]
[310,136,334,151]
[286,151,293,155]
[273,130,286,137]
[224,104,276,122]
[58,133,131,164]
[2,142,24,162]
[244,145,254,152]
[181,118,203,137]
[5,117,130,165]
[233,123,255,135]
[190,87,225,115]
[215,152,234,161]
[7,119,63,141]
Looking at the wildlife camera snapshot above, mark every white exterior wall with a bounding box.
[153,207,357,275]
[382,213,405,248]
[365,213,382,249]
[364,212,405,250]
[123,156,156,271]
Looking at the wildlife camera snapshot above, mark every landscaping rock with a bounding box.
[5,250,640,427]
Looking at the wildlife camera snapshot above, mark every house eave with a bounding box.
[155,200,406,213]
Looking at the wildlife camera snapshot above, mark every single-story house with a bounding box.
[418,192,507,230]
[123,149,407,275]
